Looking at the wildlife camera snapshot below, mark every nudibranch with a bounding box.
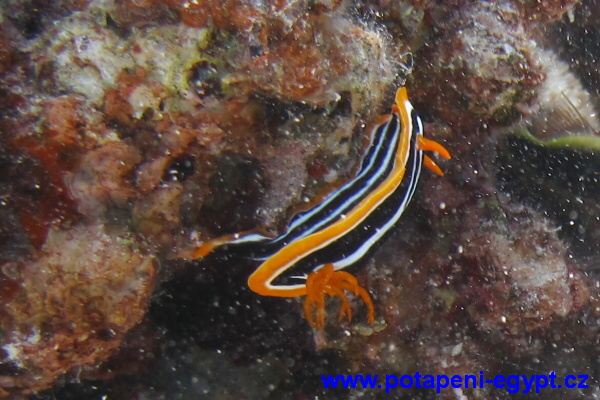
[195,87,451,329]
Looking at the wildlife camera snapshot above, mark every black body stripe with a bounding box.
[224,114,401,259]
[272,112,423,285]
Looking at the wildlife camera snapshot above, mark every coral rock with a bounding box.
[0,224,155,396]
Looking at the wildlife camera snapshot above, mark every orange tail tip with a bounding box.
[303,264,375,330]
[193,234,237,258]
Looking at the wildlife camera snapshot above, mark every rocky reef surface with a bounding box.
[0,0,599,398]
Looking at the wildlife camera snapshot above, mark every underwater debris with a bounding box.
[497,133,600,255]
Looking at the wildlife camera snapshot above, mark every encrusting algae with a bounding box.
[0,0,599,398]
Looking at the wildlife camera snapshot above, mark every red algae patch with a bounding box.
[0,224,155,397]
[244,14,394,108]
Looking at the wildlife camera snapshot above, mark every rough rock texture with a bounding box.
[1,0,599,398]
[0,224,155,396]
[411,1,546,129]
